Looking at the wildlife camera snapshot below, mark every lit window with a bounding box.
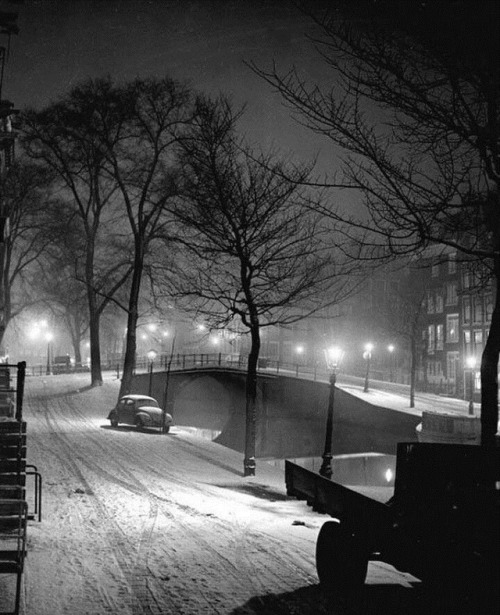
[463,271,470,289]
[474,297,484,323]
[436,324,444,350]
[428,325,435,352]
[485,295,493,321]
[464,330,472,356]
[446,352,459,381]
[474,330,483,355]
[463,297,471,323]
[446,314,459,343]
[427,293,435,314]
[446,282,457,305]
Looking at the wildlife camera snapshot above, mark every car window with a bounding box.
[138,398,158,407]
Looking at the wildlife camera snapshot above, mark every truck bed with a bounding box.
[285,460,391,534]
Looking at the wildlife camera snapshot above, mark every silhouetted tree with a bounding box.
[172,97,355,476]
[0,159,54,348]
[89,77,194,399]
[22,81,132,386]
[254,1,500,445]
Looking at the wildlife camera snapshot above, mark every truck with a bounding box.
[285,442,499,609]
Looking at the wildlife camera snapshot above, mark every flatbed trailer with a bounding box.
[285,442,499,606]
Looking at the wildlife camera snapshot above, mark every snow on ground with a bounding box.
[0,372,455,615]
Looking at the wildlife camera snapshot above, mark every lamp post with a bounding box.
[363,343,374,392]
[319,346,344,479]
[45,332,54,375]
[147,349,157,396]
[465,355,476,415]
[295,345,305,376]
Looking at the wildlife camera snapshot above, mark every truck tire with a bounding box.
[316,521,368,595]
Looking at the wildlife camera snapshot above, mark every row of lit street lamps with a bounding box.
[318,344,478,480]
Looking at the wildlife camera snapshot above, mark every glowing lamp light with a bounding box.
[325,346,344,369]
[28,326,39,340]
[465,356,476,369]
[147,350,157,362]
[295,345,304,354]
[384,468,394,483]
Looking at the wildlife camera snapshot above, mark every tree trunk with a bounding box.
[119,309,137,398]
[88,306,103,387]
[480,259,500,447]
[119,242,144,399]
[244,322,260,476]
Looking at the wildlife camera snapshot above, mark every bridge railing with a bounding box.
[134,352,329,381]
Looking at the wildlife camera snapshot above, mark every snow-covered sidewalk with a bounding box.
[0,373,429,615]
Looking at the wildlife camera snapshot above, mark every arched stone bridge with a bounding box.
[132,366,420,459]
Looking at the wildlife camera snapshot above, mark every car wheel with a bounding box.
[110,414,118,428]
[135,416,144,430]
[163,425,170,433]
[316,521,368,596]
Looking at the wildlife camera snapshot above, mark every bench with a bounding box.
[0,420,42,522]
[0,499,28,615]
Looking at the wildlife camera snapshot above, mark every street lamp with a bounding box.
[45,332,54,375]
[319,346,344,479]
[363,343,374,392]
[147,349,157,396]
[465,355,476,415]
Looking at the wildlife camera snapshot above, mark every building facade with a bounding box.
[416,251,494,399]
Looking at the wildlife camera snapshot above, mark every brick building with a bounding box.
[405,246,494,401]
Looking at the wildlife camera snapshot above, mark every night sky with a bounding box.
[3,0,332,165]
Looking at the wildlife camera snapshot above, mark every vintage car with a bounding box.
[108,394,173,432]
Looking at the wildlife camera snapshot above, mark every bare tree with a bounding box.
[171,97,354,476]
[380,264,428,408]
[0,159,54,348]
[89,77,195,399]
[253,1,500,446]
[22,80,134,386]
[34,235,89,366]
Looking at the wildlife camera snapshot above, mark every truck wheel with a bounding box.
[316,521,368,595]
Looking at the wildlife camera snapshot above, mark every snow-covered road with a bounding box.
[2,374,424,614]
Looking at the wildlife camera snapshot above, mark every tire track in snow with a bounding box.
[25,391,169,614]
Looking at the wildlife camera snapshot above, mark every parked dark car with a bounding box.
[52,355,73,374]
[107,394,173,432]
